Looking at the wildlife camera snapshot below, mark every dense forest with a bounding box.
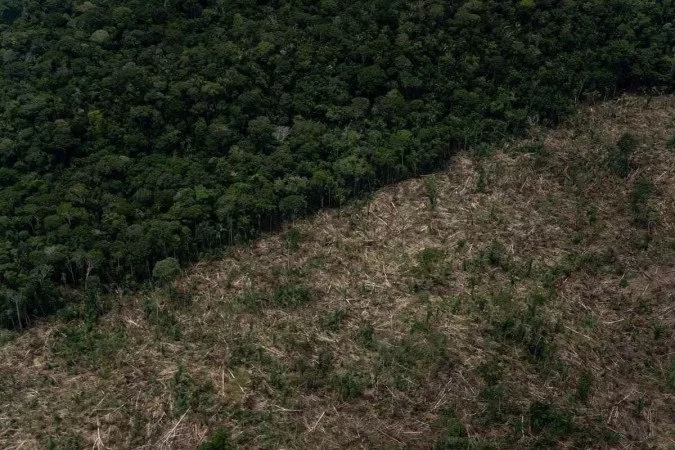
[0,0,673,328]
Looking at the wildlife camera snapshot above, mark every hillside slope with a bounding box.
[1,95,674,448]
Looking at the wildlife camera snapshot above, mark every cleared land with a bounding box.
[1,95,674,449]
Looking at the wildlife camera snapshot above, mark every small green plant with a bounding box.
[631,176,655,229]
[528,402,574,436]
[541,263,572,292]
[476,359,502,386]
[603,430,622,445]
[272,283,311,308]
[320,308,346,332]
[229,331,261,366]
[358,322,375,349]
[581,315,597,330]
[565,248,617,276]
[199,428,235,450]
[380,331,450,390]
[414,247,450,290]
[479,384,505,424]
[46,434,86,450]
[294,349,334,390]
[455,239,467,251]
[284,227,301,251]
[476,166,487,193]
[667,357,675,391]
[636,299,651,315]
[631,396,645,417]
[463,239,525,280]
[489,301,556,363]
[141,299,182,340]
[173,365,193,416]
[608,133,639,177]
[51,323,127,368]
[172,365,214,416]
[652,322,665,340]
[235,290,271,310]
[576,371,593,403]
[449,296,462,313]
[433,407,468,449]
[330,369,368,401]
[485,240,508,270]
[586,206,598,225]
[268,361,288,390]
[0,329,15,347]
[424,175,439,210]
[476,360,505,423]
[235,283,311,310]
[490,289,514,310]
[84,275,106,321]
[306,255,326,269]
[418,247,446,272]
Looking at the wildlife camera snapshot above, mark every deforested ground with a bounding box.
[1,95,674,449]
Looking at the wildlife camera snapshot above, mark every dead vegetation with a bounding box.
[1,95,674,449]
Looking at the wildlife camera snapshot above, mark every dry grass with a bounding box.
[1,95,674,449]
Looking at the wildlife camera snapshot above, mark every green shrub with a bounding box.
[319,308,346,332]
[330,370,369,401]
[141,299,182,340]
[46,434,86,450]
[294,349,334,391]
[418,247,446,271]
[476,360,505,423]
[272,283,311,308]
[235,290,271,311]
[631,176,656,228]
[424,175,439,210]
[172,366,215,416]
[476,166,487,193]
[433,407,469,449]
[576,371,593,403]
[358,322,376,350]
[529,402,574,436]
[284,227,301,251]
[51,323,127,368]
[152,258,181,284]
[414,248,450,289]
[0,329,14,347]
[607,133,639,177]
[489,303,556,363]
[199,429,235,450]
[380,331,451,390]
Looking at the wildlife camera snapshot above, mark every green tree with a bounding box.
[152,257,181,285]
